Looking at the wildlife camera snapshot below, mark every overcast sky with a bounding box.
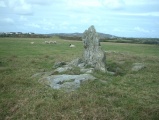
[0,0,159,38]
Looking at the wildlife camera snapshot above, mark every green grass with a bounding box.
[103,42,159,57]
[0,37,159,120]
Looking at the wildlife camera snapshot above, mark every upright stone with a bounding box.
[82,25,106,72]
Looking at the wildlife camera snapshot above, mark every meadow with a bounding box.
[0,37,159,120]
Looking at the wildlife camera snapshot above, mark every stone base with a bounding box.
[40,74,96,91]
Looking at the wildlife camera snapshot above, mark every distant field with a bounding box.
[0,37,159,120]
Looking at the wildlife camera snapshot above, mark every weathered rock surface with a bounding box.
[54,66,72,73]
[80,68,94,74]
[53,26,107,74]
[131,63,145,72]
[40,74,96,91]
[82,25,106,72]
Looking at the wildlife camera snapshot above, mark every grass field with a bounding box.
[0,37,159,120]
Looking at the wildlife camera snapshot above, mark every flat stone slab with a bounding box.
[43,74,96,91]
[131,63,145,72]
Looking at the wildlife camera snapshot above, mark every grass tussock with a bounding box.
[0,38,159,120]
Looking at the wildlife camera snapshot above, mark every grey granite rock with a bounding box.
[44,74,96,91]
[82,25,107,72]
[131,63,145,72]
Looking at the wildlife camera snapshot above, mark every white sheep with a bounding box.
[30,42,34,44]
[45,41,50,44]
[69,44,75,48]
[50,41,57,44]
[45,41,57,44]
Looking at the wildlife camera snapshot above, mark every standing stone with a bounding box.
[82,25,106,72]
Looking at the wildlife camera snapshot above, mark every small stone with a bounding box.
[54,66,72,73]
[131,63,145,72]
[107,71,115,75]
[80,68,94,74]
[78,63,85,68]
